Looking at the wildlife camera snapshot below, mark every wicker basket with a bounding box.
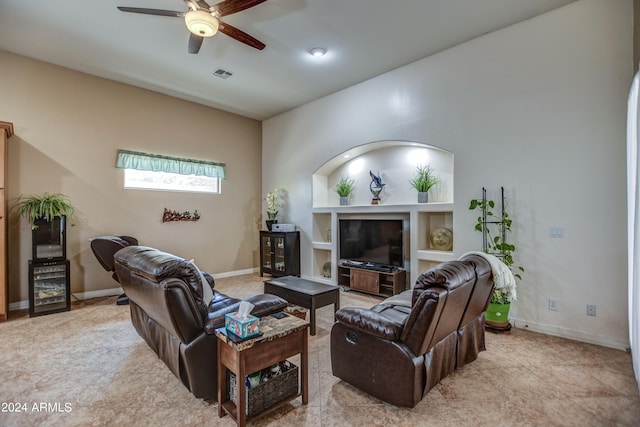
[229,361,298,417]
[285,304,307,320]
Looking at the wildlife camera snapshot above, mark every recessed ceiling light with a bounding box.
[309,47,327,57]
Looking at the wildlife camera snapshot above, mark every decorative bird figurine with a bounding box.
[369,170,385,204]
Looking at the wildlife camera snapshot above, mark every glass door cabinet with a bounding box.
[259,231,300,277]
[29,260,70,317]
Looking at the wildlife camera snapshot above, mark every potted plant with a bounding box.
[265,187,284,230]
[409,164,439,203]
[335,176,355,205]
[469,193,524,329]
[15,193,75,230]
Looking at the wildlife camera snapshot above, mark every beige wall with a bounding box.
[0,51,262,304]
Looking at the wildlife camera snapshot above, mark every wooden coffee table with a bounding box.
[264,276,340,336]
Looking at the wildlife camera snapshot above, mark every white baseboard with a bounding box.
[72,287,124,301]
[9,287,124,311]
[211,267,259,279]
[511,317,631,351]
[8,300,30,311]
[8,268,260,313]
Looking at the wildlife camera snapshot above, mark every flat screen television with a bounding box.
[339,219,404,268]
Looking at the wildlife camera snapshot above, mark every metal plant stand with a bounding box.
[479,186,512,333]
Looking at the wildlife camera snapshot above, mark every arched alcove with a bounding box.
[312,140,453,207]
[309,140,455,288]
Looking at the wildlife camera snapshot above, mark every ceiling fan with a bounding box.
[118,0,267,53]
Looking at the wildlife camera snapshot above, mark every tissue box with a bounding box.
[225,312,260,339]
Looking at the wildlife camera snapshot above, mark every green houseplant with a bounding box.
[469,195,524,328]
[15,193,75,230]
[335,176,355,205]
[410,164,439,203]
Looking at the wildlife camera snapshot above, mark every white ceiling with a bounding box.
[0,0,578,120]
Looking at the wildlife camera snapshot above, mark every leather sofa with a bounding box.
[114,246,287,400]
[330,254,493,407]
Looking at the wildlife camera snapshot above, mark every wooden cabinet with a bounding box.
[338,265,406,297]
[259,231,300,277]
[0,122,11,322]
[351,269,379,294]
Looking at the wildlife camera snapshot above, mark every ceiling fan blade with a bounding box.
[195,0,212,9]
[188,33,204,54]
[117,7,185,18]
[214,0,267,17]
[219,20,265,50]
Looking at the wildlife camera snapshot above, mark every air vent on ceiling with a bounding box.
[212,69,233,79]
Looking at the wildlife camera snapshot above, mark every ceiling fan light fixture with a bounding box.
[309,47,327,57]
[185,10,219,37]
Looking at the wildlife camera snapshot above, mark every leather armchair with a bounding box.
[330,257,493,407]
[114,246,287,400]
[456,253,494,367]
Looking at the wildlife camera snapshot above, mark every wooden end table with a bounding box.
[216,314,309,427]
[264,276,340,336]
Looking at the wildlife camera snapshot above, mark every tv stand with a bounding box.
[338,264,407,297]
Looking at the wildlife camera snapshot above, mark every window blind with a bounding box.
[116,149,226,179]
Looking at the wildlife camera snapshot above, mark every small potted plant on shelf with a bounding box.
[265,187,284,230]
[335,176,355,205]
[410,164,439,203]
[15,192,75,230]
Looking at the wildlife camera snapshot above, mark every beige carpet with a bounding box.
[0,273,639,426]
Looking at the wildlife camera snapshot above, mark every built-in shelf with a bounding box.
[311,203,454,286]
[310,141,455,286]
[311,242,332,250]
[416,250,455,262]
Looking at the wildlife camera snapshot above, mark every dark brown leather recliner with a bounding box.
[456,253,494,367]
[90,235,139,305]
[330,256,493,407]
[114,246,287,400]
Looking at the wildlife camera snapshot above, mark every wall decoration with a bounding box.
[430,227,453,251]
[162,208,200,223]
[322,261,331,278]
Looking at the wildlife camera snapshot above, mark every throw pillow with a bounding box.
[188,259,214,305]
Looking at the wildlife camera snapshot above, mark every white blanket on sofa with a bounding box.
[382,251,516,307]
[460,251,515,293]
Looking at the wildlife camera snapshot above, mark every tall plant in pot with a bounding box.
[335,176,355,205]
[469,192,524,330]
[15,193,75,230]
[410,164,439,203]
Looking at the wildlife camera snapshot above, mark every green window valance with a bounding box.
[116,149,226,179]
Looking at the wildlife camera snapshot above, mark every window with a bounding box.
[116,149,225,194]
[123,169,221,193]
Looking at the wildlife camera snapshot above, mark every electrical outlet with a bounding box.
[548,298,558,311]
[587,304,596,317]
